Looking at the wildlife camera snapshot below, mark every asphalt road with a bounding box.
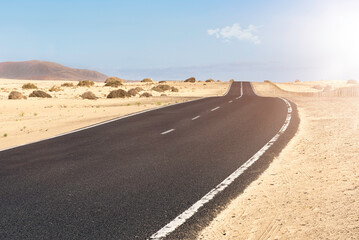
[0,82,298,239]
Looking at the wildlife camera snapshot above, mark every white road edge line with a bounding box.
[228,100,233,103]
[161,129,175,135]
[150,83,292,240]
[0,82,233,152]
[211,106,220,111]
[191,116,200,120]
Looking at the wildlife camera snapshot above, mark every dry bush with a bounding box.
[107,89,130,98]
[8,91,27,100]
[171,87,179,92]
[104,81,122,87]
[313,84,323,90]
[184,77,196,83]
[135,87,144,92]
[81,91,97,100]
[205,79,215,82]
[159,81,167,83]
[141,78,153,83]
[61,82,74,87]
[217,80,221,82]
[323,85,332,92]
[22,83,37,89]
[347,79,358,84]
[49,85,62,92]
[264,80,270,83]
[128,88,138,96]
[78,80,95,87]
[161,94,167,96]
[140,92,152,97]
[29,90,52,98]
[105,77,125,84]
[152,84,171,92]
[295,79,301,83]
[230,79,235,82]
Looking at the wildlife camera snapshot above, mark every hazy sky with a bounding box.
[1,0,359,81]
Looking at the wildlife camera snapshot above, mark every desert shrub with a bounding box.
[295,79,301,83]
[205,79,215,83]
[160,94,167,96]
[135,87,144,92]
[312,84,323,90]
[323,85,332,92]
[140,92,152,97]
[159,81,167,83]
[107,89,130,98]
[264,80,270,83]
[347,79,358,84]
[104,81,122,87]
[217,80,221,82]
[105,77,125,84]
[29,90,52,98]
[61,82,75,87]
[171,86,179,92]
[141,78,153,83]
[8,91,26,100]
[152,84,171,92]
[128,88,138,96]
[81,91,97,100]
[184,77,196,83]
[49,85,62,92]
[22,83,37,89]
[229,79,235,82]
[78,80,95,87]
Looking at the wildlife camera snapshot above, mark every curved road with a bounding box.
[0,82,298,239]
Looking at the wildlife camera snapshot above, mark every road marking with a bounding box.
[150,96,293,240]
[211,106,220,111]
[191,116,200,120]
[228,100,233,103]
[161,129,175,135]
[235,96,240,99]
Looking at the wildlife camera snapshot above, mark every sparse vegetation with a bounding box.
[157,101,162,105]
[104,80,122,87]
[107,89,131,98]
[140,92,152,97]
[141,78,153,83]
[347,79,358,84]
[184,77,196,83]
[230,79,235,82]
[3,133,7,137]
[49,85,62,92]
[77,80,95,87]
[105,77,125,84]
[171,87,179,92]
[61,82,75,87]
[8,91,26,99]
[264,80,270,83]
[152,84,171,92]
[295,79,301,83]
[81,91,97,100]
[34,113,38,116]
[29,90,52,98]
[22,83,37,89]
[135,87,144,92]
[205,79,215,83]
[217,80,221,82]
[159,81,167,83]
[128,88,139,96]
[160,94,167,96]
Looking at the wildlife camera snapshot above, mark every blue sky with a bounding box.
[1,0,359,81]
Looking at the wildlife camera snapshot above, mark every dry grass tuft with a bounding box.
[152,84,171,92]
[49,85,62,92]
[104,80,122,87]
[141,78,153,83]
[22,83,37,89]
[295,79,301,83]
[61,82,75,87]
[171,86,179,92]
[140,92,152,97]
[8,91,27,100]
[206,79,215,83]
[159,81,167,83]
[107,89,130,98]
[184,77,196,83]
[105,77,125,84]
[128,88,139,96]
[78,80,95,87]
[29,90,52,98]
[134,87,144,92]
[81,91,97,100]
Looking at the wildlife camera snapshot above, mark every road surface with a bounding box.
[0,82,298,239]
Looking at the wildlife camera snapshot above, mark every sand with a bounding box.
[198,81,359,239]
[0,79,229,150]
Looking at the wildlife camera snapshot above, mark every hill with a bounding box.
[0,60,107,81]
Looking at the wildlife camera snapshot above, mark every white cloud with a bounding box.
[208,23,260,44]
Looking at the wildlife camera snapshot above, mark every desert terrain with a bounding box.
[198,80,359,239]
[0,79,229,150]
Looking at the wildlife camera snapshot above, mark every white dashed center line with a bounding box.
[161,129,175,135]
[228,100,233,103]
[211,106,220,111]
[191,116,200,120]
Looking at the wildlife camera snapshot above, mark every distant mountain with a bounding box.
[0,60,108,81]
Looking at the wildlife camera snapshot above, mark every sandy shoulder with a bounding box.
[0,79,229,150]
[198,83,359,239]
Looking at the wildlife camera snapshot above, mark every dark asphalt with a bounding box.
[0,82,298,239]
